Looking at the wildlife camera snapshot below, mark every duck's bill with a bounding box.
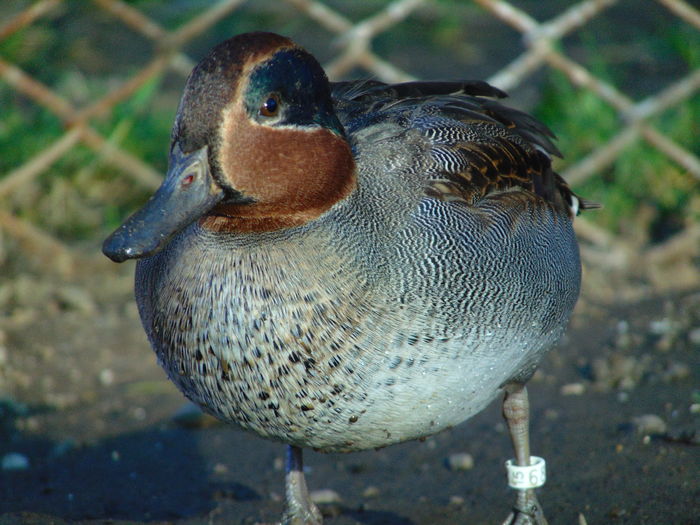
[102,145,224,263]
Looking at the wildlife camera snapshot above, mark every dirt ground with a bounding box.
[0,261,698,525]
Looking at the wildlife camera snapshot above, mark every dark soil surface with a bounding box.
[1,268,698,525]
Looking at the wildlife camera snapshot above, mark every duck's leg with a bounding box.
[501,383,548,525]
[280,445,323,525]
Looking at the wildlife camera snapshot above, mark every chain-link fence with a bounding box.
[1,0,699,292]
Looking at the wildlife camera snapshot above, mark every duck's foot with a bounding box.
[280,445,323,525]
[502,383,549,525]
[280,508,322,525]
[501,489,548,525]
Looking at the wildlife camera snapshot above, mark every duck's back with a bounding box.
[332,79,579,211]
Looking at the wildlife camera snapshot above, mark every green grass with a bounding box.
[535,30,700,243]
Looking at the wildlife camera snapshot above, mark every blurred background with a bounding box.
[1,1,699,524]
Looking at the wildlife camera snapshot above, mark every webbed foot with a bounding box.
[501,489,548,525]
[280,445,323,525]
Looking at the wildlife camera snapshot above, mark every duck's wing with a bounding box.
[332,80,598,217]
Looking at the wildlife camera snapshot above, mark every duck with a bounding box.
[103,31,595,525]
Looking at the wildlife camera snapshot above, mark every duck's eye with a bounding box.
[260,94,280,117]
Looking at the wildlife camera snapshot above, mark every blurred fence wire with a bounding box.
[1,0,699,285]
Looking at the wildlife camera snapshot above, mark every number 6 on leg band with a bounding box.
[505,456,546,489]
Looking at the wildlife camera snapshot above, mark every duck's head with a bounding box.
[103,32,355,263]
